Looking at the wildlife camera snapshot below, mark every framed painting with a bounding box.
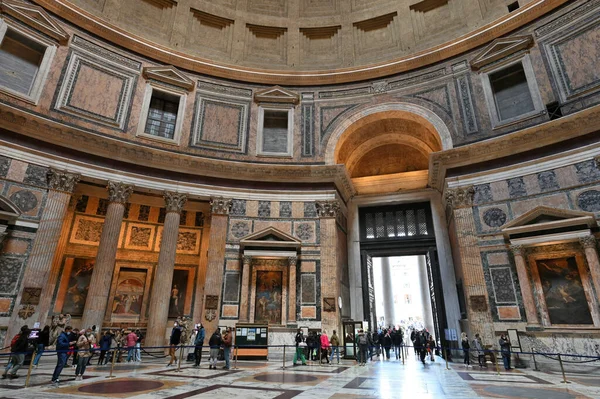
[111,268,147,319]
[254,270,283,324]
[169,269,189,318]
[56,258,95,316]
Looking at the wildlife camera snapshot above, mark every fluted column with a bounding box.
[288,256,297,324]
[239,255,252,322]
[81,181,133,331]
[7,170,79,341]
[580,236,600,303]
[380,257,395,327]
[202,197,232,334]
[510,245,539,325]
[317,200,341,334]
[146,192,187,347]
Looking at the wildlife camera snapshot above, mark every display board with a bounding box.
[235,323,269,360]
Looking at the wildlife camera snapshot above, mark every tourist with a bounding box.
[222,327,233,370]
[356,330,369,366]
[427,335,436,362]
[208,328,222,370]
[411,329,418,358]
[306,331,318,361]
[33,325,50,368]
[320,329,331,365]
[473,333,485,368]
[75,329,92,381]
[135,329,143,362]
[461,332,471,367]
[167,321,182,367]
[418,331,428,364]
[3,325,29,379]
[293,328,307,365]
[52,325,74,386]
[69,328,79,367]
[193,323,205,367]
[383,329,392,360]
[98,330,112,365]
[499,334,512,370]
[329,330,340,364]
[126,330,137,362]
[392,327,403,360]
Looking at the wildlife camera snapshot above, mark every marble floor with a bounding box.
[1,351,599,399]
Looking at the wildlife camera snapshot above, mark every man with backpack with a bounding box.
[208,328,222,370]
[3,325,29,379]
[356,330,369,366]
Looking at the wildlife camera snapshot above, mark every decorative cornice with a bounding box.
[142,66,195,91]
[510,244,528,257]
[316,200,340,218]
[47,169,80,193]
[163,191,187,214]
[107,181,133,204]
[444,186,474,209]
[30,0,568,85]
[210,197,232,216]
[1,0,69,45]
[579,235,597,249]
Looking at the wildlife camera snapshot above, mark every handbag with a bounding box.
[299,341,307,347]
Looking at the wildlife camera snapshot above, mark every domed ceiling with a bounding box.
[34,0,565,84]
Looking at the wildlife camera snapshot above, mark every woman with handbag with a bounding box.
[293,329,307,365]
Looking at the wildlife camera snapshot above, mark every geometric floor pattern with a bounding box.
[0,352,599,399]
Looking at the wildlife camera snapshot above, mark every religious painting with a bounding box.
[62,258,94,315]
[254,271,282,324]
[169,269,189,318]
[112,269,146,318]
[536,257,593,325]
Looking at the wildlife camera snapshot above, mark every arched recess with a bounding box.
[324,103,452,195]
[0,196,21,244]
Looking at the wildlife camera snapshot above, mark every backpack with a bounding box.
[359,334,368,345]
[10,334,21,351]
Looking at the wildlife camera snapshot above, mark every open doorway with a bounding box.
[373,255,435,336]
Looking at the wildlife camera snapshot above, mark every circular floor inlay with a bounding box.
[484,386,576,399]
[78,380,164,394]
[254,373,318,383]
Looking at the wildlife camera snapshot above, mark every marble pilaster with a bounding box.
[317,200,340,334]
[202,197,231,334]
[288,256,297,324]
[239,255,252,322]
[580,236,600,303]
[146,192,187,347]
[380,257,395,327]
[81,181,133,331]
[510,245,539,325]
[7,170,79,340]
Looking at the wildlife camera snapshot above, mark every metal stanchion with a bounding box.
[532,351,539,371]
[282,345,286,370]
[175,345,184,372]
[401,345,404,364]
[494,351,501,375]
[24,349,37,388]
[445,347,450,370]
[558,354,570,384]
[106,348,117,378]
[234,345,238,370]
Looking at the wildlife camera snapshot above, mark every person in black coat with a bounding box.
[167,322,182,367]
[382,329,393,360]
[208,329,222,369]
[33,325,50,367]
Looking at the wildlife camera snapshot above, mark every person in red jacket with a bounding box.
[222,327,233,370]
[126,330,138,362]
[320,329,331,365]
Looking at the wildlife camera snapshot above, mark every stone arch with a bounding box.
[323,102,453,165]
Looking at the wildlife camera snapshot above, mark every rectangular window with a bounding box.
[262,110,289,153]
[489,62,535,121]
[144,90,180,139]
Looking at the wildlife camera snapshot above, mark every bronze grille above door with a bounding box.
[359,202,433,242]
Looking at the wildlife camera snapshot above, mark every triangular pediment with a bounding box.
[1,0,69,44]
[470,35,534,70]
[254,86,299,104]
[240,226,301,249]
[142,66,195,91]
[502,206,597,240]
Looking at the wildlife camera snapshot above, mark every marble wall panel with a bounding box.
[228,219,252,241]
[192,96,249,153]
[231,200,247,216]
[221,304,238,318]
[301,274,316,304]
[155,226,202,254]
[510,193,570,218]
[23,165,48,188]
[253,220,292,235]
[574,160,600,184]
[226,259,240,271]
[5,160,27,183]
[490,267,518,303]
[124,223,156,251]
[0,256,25,295]
[245,201,258,218]
[223,273,240,303]
[278,202,291,218]
[301,261,316,273]
[489,180,509,202]
[70,215,105,246]
[497,305,521,321]
[301,306,316,319]
[0,299,11,313]
[487,252,509,266]
[476,204,510,232]
[6,185,44,218]
[258,201,271,218]
[293,221,317,243]
[507,177,527,199]
[0,156,10,178]
[570,186,600,213]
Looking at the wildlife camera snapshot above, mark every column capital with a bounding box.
[47,169,80,193]
[242,255,252,266]
[107,181,133,204]
[579,235,597,249]
[288,256,298,267]
[163,191,187,214]
[510,244,528,257]
[316,200,340,218]
[594,155,600,169]
[444,186,474,210]
[210,197,232,215]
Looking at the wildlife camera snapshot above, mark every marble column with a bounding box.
[202,197,232,334]
[288,256,297,324]
[346,200,364,321]
[580,236,600,303]
[239,255,252,322]
[7,170,79,341]
[510,245,539,325]
[81,181,133,331]
[417,256,435,335]
[316,200,341,334]
[146,192,187,347]
[380,257,395,327]
[445,186,495,344]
